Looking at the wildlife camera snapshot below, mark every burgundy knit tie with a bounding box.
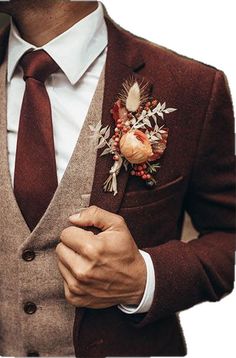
[14,50,59,231]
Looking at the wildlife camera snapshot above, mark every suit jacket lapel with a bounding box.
[0,25,10,65]
[0,25,31,239]
[89,17,146,213]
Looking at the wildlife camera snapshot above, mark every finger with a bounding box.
[56,242,97,284]
[63,280,78,306]
[56,242,82,276]
[60,226,97,256]
[69,205,125,231]
[58,260,85,296]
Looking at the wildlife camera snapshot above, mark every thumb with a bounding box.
[69,205,124,231]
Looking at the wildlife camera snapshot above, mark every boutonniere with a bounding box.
[90,78,177,195]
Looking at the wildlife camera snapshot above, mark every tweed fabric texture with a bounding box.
[73,17,235,357]
[0,41,105,356]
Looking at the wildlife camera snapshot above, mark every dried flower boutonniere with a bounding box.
[90,78,177,195]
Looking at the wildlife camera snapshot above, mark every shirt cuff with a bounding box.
[118,250,155,314]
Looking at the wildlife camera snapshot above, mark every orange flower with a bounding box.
[119,130,153,164]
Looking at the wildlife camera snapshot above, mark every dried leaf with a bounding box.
[123,159,130,171]
[91,121,102,133]
[97,137,106,149]
[155,103,162,112]
[100,125,108,135]
[150,135,159,141]
[104,127,111,140]
[134,123,146,129]
[143,118,152,127]
[126,82,141,112]
[89,124,95,132]
[163,108,177,113]
[161,102,166,111]
[101,147,111,156]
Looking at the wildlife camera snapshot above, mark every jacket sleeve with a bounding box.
[135,70,235,326]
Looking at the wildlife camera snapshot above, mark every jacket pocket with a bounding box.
[121,176,185,209]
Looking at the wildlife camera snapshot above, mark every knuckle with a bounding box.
[74,268,87,282]
[67,282,79,295]
[94,241,104,257]
[89,205,99,215]
[75,268,93,283]
[65,288,74,302]
[66,295,77,307]
[65,288,84,307]
[83,244,93,258]
[55,242,62,255]
[83,242,97,258]
[60,226,75,241]
[116,214,125,226]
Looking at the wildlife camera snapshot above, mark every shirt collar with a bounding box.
[7,2,108,85]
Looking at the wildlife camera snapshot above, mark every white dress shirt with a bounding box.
[6,2,155,314]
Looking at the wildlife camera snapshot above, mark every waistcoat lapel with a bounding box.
[89,17,146,213]
[21,67,106,250]
[0,39,30,242]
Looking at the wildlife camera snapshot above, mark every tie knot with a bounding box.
[19,50,59,83]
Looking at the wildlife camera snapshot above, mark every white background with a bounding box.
[102,1,236,357]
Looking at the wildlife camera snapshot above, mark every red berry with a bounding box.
[146,174,151,179]
[137,165,143,171]
[142,174,147,180]
[143,163,147,169]
[115,137,120,143]
[140,170,144,176]
[113,155,119,161]
[117,119,122,124]
[117,124,122,129]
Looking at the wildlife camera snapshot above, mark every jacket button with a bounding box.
[27,351,40,356]
[24,302,37,314]
[22,250,36,261]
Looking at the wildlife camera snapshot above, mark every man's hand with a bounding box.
[56,206,146,309]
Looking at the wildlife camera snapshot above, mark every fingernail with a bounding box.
[69,213,81,221]
[69,208,86,221]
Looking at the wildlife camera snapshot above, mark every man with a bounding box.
[0,1,235,357]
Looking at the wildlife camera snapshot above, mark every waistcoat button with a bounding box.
[22,250,36,261]
[27,351,40,356]
[24,302,37,314]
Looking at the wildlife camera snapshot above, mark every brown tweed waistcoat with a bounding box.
[0,46,105,356]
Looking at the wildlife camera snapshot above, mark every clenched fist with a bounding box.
[56,206,146,309]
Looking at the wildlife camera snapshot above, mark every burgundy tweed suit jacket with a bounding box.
[73,17,235,357]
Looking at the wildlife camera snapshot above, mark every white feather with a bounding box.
[126,82,140,112]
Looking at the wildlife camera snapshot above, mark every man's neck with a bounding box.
[12,1,98,47]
